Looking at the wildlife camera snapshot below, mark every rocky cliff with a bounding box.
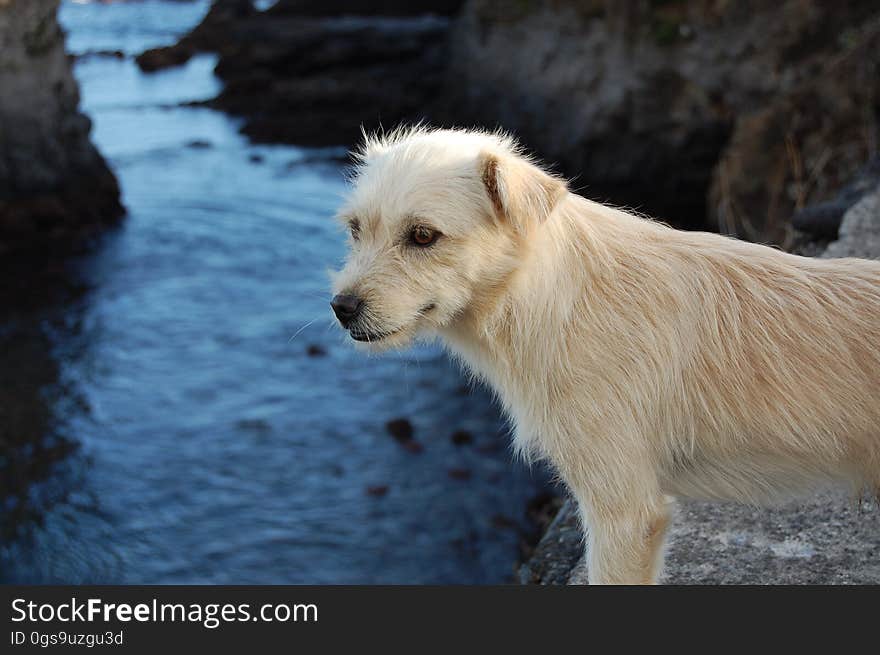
[445,0,880,241]
[0,0,123,255]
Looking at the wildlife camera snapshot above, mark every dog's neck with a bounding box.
[438,198,592,418]
[436,196,638,459]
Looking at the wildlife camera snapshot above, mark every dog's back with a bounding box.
[566,198,880,503]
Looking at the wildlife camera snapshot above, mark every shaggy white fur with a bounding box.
[332,126,880,584]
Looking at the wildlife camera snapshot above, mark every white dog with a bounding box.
[331,126,880,584]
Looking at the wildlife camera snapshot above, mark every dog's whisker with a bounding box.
[288,317,321,343]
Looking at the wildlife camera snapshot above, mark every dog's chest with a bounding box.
[444,337,545,441]
[471,361,575,455]
[441,326,603,459]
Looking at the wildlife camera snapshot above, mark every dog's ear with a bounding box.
[478,150,566,231]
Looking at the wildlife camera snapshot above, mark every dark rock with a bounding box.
[792,203,851,241]
[518,500,584,585]
[306,343,326,356]
[518,491,565,566]
[450,429,473,445]
[525,492,564,534]
[136,43,196,72]
[248,153,265,164]
[212,15,451,146]
[792,156,880,239]
[385,417,425,452]
[365,485,388,497]
[185,139,213,149]
[0,325,81,538]
[135,0,256,73]
[133,0,458,145]
[385,417,414,443]
[0,0,124,255]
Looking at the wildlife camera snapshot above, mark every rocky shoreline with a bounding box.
[137,0,880,243]
[7,0,876,252]
[0,0,123,256]
[136,0,460,146]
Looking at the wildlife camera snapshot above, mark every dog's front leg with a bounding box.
[577,495,672,585]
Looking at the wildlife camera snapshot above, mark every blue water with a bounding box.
[0,0,547,583]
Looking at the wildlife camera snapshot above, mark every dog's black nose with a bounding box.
[331,294,363,327]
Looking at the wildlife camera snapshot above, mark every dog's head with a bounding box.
[331,127,566,350]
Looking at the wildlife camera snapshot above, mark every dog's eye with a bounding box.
[409,226,440,247]
[349,219,360,241]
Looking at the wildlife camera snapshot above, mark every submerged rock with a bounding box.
[0,0,123,255]
[385,417,425,454]
[385,417,414,443]
[450,429,473,446]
